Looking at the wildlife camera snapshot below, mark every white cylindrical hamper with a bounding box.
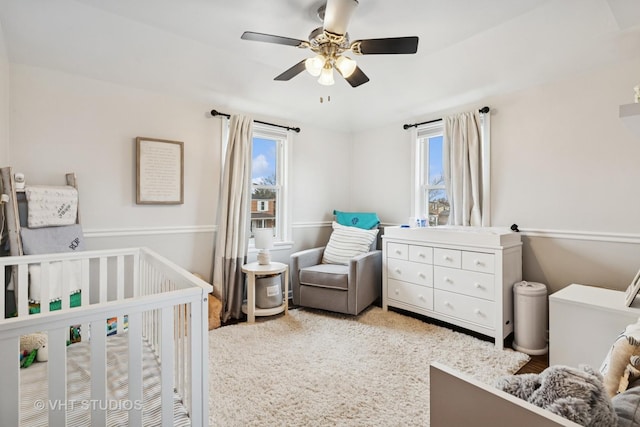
[513,281,548,355]
[255,275,283,309]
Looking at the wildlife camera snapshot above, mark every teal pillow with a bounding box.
[333,210,380,230]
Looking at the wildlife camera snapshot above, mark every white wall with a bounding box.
[0,22,9,163]
[8,65,220,276]
[352,57,640,293]
[6,64,352,276]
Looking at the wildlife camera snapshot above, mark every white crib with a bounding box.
[0,247,213,426]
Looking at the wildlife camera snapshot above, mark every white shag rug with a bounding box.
[208,307,530,426]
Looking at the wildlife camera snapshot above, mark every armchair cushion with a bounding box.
[299,264,349,290]
[322,222,379,266]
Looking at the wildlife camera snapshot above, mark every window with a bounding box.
[412,114,490,226]
[250,124,291,242]
[416,123,449,226]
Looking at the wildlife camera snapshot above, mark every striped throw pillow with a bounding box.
[322,222,378,265]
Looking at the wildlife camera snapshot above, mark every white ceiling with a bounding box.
[0,0,639,132]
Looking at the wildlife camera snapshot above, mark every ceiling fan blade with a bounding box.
[274,60,307,81]
[341,66,369,88]
[352,36,419,55]
[241,31,307,48]
[323,0,359,37]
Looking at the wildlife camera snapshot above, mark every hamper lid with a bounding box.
[514,281,547,296]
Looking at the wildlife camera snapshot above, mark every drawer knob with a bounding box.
[474,308,485,317]
[395,268,402,274]
[418,294,425,301]
[395,249,402,255]
[394,289,399,295]
[418,272,426,278]
[444,256,452,261]
[444,276,452,283]
[474,259,484,266]
[418,252,426,258]
[444,301,452,308]
[474,282,483,289]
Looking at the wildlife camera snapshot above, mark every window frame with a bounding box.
[250,123,292,246]
[415,122,446,226]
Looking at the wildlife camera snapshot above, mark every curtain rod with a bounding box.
[210,110,301,133]
[402,106,490,130]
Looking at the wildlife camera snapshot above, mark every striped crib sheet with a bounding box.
[19,333,190,426]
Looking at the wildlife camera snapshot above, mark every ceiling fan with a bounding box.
[241,0,419,88]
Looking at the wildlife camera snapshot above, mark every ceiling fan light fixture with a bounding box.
[335,55,357,78]
[304,55,325,77]
[318,64,335,86]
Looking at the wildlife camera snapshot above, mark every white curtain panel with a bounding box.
[443,111,483,226]
[213,114,253,321]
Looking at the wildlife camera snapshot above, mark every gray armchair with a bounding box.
[290,239,382,316]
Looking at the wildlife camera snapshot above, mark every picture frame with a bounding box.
[136,137,184,205]
[625,268,640,307]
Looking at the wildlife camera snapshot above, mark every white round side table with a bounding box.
[241,261,289,323]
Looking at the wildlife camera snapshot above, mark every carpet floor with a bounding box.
[208,307,530,426]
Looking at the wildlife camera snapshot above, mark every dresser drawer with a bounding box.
[434,266,495,301]
[462,251,495,274]
[433,248,461,268]
[409,245,433,264]
[387,258,433,287]
[387,279,433,310]
[387,242,408,260]
[434,289,495,329]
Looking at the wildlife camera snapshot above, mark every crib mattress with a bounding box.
[19,332,191,426]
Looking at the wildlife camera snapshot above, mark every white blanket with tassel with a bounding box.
[25,185,78,228]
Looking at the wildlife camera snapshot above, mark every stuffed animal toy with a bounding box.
[600,319,640,397]
[19,332,48,367]
[495,364,618,426]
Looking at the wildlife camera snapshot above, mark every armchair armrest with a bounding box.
[291,246,325,270]
[349,250,382,313]
[290,246,325,305]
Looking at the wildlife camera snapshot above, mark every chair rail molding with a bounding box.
[84,225,216,238]
[520,228,640,245]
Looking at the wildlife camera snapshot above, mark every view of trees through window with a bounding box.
[423,134,449,226]
[251,136,279,238]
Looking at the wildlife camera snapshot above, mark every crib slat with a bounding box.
[0,336,19,427]
[161,306,174,427]
[128,312,143,426]
[81,259,90,342]
[0,268,4,318]
[117,255,125,334]
[61,260,71,310]
[17,264,29,316]
[99,257,107,303]
[39,262,50,314]
[49,327,68,426]
[133,251,140,297]
[90,319,107,426]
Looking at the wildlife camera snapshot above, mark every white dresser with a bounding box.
[382,226,522,349]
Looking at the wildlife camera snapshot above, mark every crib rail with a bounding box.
[0,247,212,427]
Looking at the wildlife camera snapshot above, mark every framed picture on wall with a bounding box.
[625,268,640,307]
[136,137,184,204]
